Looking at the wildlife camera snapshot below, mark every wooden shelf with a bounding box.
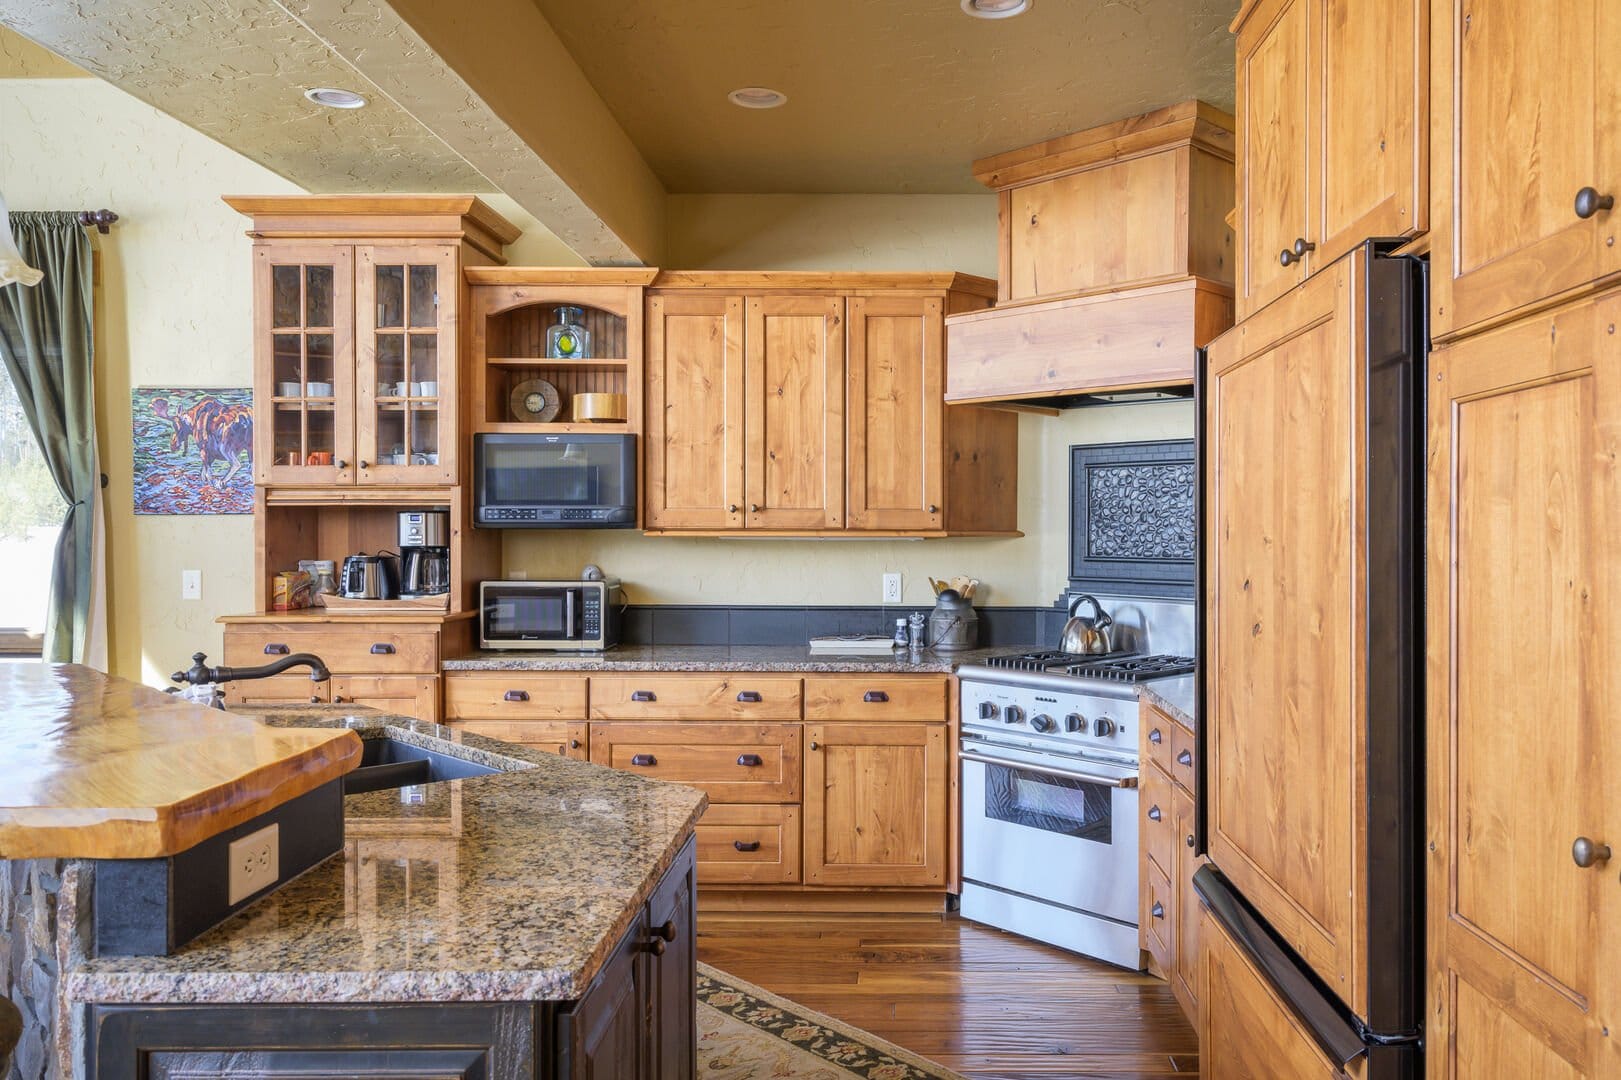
[475,421,633,435]
[486,356,630,370]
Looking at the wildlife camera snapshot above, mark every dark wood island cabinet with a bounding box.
[87,837,698,1080]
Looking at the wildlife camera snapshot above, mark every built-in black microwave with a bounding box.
[473,433,636,528]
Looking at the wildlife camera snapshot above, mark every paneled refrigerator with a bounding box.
[1195,240,1425,1078]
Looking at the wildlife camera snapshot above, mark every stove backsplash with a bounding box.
[1063,591,1197,660]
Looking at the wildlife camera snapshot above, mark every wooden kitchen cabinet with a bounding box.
[694,804,801,885]
[587,722,803,804]
[230,197,518,489]
[331,674,440,724]
[803,722,949,887]
[644,274,1016,537]
[1138,697,1205,1030]
[1425,288,1621,1080]
[1429,1,1621,338]
[1232,0,1427,321]
[222,674,332,707]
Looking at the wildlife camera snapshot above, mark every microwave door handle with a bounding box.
[565,589,578,638]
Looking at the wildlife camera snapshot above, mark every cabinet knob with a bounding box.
[358,460,370,469]
[263,643,289,656]
[653,919,677,943]
[1573,836,1612,868]
[503,689,530,702]
[1187,834,1196,849]
[927,504,939,514]
[630,753,657,767]
[733,840,761,853]
[728,504,739,513]
[1148,805,1162,822]
[568,738,581,750]
[1279,237,1315,267]
[334,459,348,469]
[1151,901,1165,920]
[647,937,666,956]
[749,503,761,513]
[736,753,763,767]
[333,695,345,704]
[309,695,319,704]
[1575,186,1615,219]
[809,740,820,751]
[1177,749,1193,766]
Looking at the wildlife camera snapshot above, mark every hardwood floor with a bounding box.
[696,910,1199,1079]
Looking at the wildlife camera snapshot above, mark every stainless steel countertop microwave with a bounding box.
[474,433,636,528]
[479,579,623,651]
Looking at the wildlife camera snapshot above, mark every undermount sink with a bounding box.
[342,736,500,795]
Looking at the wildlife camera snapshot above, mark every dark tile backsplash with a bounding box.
[619,604,1052,648]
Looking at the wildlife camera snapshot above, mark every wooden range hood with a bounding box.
[945,101,1236,407]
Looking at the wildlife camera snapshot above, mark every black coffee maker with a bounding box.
[398,510,451,598]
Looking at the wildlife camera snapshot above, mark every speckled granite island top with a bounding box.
[443,643,1028,673]
[63,704,706,1006]
[1140,674,1196,730]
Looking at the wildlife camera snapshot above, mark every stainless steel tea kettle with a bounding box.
[1060,593,1114,655]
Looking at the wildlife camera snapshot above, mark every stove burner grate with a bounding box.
[1060,655,1196,682]
[981,650,1084,672]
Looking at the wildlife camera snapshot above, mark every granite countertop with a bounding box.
[63,704,706,1006]
[442,643,1031,673]
[1139,674,1196,730]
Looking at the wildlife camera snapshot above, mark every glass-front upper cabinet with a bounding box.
[355,246,457,485]
[252,246,356,486]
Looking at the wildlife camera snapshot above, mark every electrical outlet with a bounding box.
[227,823,280,905]
[882,572,903,604]
[509,569,528,580]
[181,569,201,601]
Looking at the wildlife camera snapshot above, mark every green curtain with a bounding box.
[0,212,96,663]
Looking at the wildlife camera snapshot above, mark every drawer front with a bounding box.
[803,675,949,721]
[1171,723,1197,792]
[224,626,439,674]
[589,675,802,720]
[695,803,801,884]
[1141,763,1175,880]
[444,673,588,721]
[446,718,588,760]
[1143,860,1175,974]
[330,674,439,723]
[588,722,802,803]
[1142,703,1175,778]
[221,674,331,706]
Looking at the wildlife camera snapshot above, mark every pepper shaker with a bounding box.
[907,611,927,650]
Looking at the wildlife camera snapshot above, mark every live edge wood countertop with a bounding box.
[0,664,362,860]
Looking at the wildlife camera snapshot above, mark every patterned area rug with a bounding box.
[697,962,964,1080]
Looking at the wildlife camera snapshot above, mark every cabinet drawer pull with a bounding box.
[1148,728,1163,744]
[1151,901,1165,920]
[862,690,889,703]
[630,753,658,767]
[1177,749,1193,766]
[654,919,677,943]
[736,753,763,767]
[733,840,761,853]
[370,643,396,655]
[263,643,290,656]
[631,690,656,702]
[1575,186,1615,219]
[503,690,530,702]
[736,690,762,703]
[1147,805,1162,822]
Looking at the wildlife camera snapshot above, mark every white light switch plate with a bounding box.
[882,572,903,604]
[181,569,201,600]
[227,823,279,905]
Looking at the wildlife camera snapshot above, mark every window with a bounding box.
[0,366,64,653]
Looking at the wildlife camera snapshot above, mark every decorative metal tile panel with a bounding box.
[1070,440,1196,597]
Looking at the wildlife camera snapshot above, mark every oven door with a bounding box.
[960,739,1140,925]
[480,584,580,646]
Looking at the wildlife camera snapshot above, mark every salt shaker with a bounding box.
[907,611,927,650]
[893,617,909,647]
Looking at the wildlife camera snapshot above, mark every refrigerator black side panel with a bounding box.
[1361,247,1427,1037]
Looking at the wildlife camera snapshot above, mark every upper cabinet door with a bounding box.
[645,293,746,530]
[1314,0,1427,258]
[355,246,458,486]
[1427,291,1621,1080]
[252,245,355,486]
[1204,258,1365,1014]
[1432,0,1608,337]
[1235,0,1312,320]
[846,295,945,531]
[745,296,845,530]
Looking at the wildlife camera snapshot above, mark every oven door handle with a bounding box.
[959,749,1138,789]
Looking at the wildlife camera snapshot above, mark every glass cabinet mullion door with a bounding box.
[252,245,355,486]
[355,245,456,485]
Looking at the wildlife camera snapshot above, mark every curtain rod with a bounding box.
[76,210,118,234]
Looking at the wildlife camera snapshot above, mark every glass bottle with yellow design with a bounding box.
[546,305,591,360]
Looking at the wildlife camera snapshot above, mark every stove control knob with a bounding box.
[1002,704,1024,725]
[1093,716,1116,738]
[1030,713,1056,733]
[978,701,998,721]
[1064,713,1086,733]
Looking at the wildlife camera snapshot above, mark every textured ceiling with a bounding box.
[530,0,1239,194]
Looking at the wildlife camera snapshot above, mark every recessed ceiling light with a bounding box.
[304,87,367,110]
[961,0,1032,18]
[728,86,787,110]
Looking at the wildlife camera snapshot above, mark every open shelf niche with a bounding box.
[466,271,653,435]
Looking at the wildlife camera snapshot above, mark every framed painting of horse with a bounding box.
[131,388,254,514]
